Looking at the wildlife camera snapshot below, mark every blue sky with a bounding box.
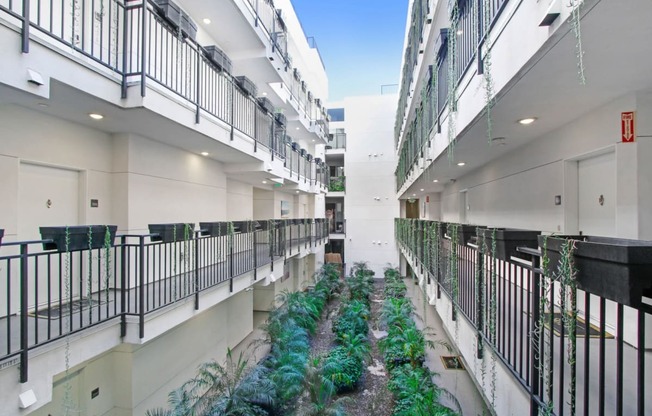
[290,0,408,101]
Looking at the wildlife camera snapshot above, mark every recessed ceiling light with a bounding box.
[262,92,268,96]
[200,151,209,156]
[412,193,416,197]
[456,29,464,36]
[37,103,49,108]
[518,117,537,125]
[420,188,424,192]
[457,162,466,166]
[203,18,211,24]
[89,113,104,120]
[296,127,300,130]
[295,190,300,193]
[433,179,439,183]
[262,180,267,184]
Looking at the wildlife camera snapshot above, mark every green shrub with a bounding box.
[323,346,364,393]
[332,299,369,337]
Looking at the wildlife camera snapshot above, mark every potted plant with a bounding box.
[40,225,117,252]
[148,223,195,243]
[479,228,540,260]
[539,235,652,308]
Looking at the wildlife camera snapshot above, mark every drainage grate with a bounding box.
[31,297,105,319]
[441,355,465,370]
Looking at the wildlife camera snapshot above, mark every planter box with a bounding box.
[199,222,228,237]
[204,45,232,74]
[179,11,197,40]
[539,235,652,308]
[257,97,274,114]
[275,112,287,126]
[40,225,117,252]
[148,223,195,243]
[445,224,479,245]
[234,76,257,97]
[479,228,540,260]
[153,0,181,28]
[232,221,261,233]
[0,229,3,245]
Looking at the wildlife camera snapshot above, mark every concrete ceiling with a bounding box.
[401,0,652,198]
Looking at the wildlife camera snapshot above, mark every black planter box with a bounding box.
[199,222,228,237]
[275,112,287,126]
[40,225,117,252]
[153,0,181,28]
[204,45,232,74]
[148,223,195,243]
[179,11,197,40]
[539,235,652,308]
[234,76,258,97]
[479,228,540,260]
[232,221,261,233]
[0,228,4,245]
[445,223,478,244]
[257,97,274,114]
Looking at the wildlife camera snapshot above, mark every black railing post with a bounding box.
[195,47,201,124]
[138,236,146,338]
[476,0,484,75]
[230,82,235,141]
[140,0,147,97]
[121,4,129,98]
[194,232,200,310]
[19,243,29,383]
[229,234,234,292]
[530,253,542,416]
[21,0,30,53]
[120,235,127,337]
[476,247,484,359]
[253,229,258,280]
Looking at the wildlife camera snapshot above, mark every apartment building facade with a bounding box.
[394,0,652,415]
[0,0,331,414]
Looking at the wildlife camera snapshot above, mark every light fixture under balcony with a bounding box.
[200,152,209,156]
[203,18,211,24]
[433,179,439,183]
[262,180,268,184]
[456,29,464,36]
[89,113,104,120]
[457,162,466,166]
[420,188,424,192]
[518,117,537,125]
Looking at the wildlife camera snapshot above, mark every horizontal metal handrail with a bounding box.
[0,218,329,382]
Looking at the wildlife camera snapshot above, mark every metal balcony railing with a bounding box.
[326,130,346,150]
[0,218,329,382]
[395,0,510,190]
[395,218,651,416]
[0,0,328,181]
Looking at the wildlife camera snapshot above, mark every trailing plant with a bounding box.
[446,0,460,162]
[569,0,587,85]
[558,239,578,416]
[481,0,496,144]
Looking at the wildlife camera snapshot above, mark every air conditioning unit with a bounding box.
[153,0,181,28]
[234,76,258,97]
[180,11,197,40]
[203,45,232,74]
[275,112,287,126]
[257,97,274,114]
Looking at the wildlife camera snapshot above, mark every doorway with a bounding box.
[578,152,615,236]
[406,199,419,219]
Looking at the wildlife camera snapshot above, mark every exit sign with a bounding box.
[621,111,636,143]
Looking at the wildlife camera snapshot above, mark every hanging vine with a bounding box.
[183,223,193,295]
[62,226,75,415]
[569,0,587,85]
[103,226,112,299]
[558,239,578,415]
[476,227,488,396]
[482,0,496,143]
[446,1,460,162]
[488,228,497,408]
[535,235,554,415]
[87,226,94,302]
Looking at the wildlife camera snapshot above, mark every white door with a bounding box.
[578,152,615,237]
[18,163,80,240]
[12,163,80,314]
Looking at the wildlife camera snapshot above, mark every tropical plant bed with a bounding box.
[295,276,394,415]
